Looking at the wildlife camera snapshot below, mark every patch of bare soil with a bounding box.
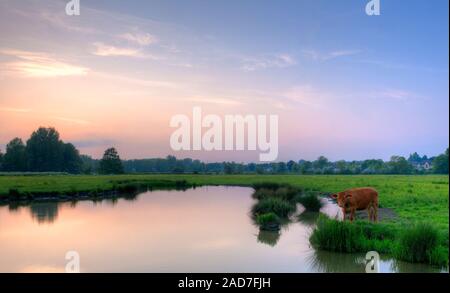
[354,208,398,221]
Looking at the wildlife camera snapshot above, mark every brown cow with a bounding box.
[330,187,378,222]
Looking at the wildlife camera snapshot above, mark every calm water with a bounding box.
[0,186,443,273]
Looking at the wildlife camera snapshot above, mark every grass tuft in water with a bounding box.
[296,192,323,212]
[309,215,365,253]
[251,197,296,218]
[394,223,441,265]
[256,212,281,231]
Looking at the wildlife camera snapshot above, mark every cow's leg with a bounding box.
[342,207,346,221]
[372,198,378,222]
[367,207,372,221]
[373,202,378,222]
[350,208,355,222]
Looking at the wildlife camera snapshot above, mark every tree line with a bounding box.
[119,151,448,175]
[0,127,123,174]
[0,127,448,175]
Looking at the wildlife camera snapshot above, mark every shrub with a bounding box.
[395,223,440,264]
[251,197,296,218]
[275,187,299,201]
[297,192,323,211]
[252,182,284,190]
[8,188,20,196]
[256,212,281,231]
[252,188,274,200]
[310,216,365,253]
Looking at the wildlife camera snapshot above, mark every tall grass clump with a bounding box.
[252,188,275,200]
[395,223,441,265]
[310,216,365,253]
[252,182,299,202]
[297,192,323,212]
[251,197,296,218]
[252,182,285,190]
[256,212,281,231]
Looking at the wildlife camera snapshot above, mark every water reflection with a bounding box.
[307,250,366,273]
[0,192,142,224]
[257,230,281,247]
[297,211,320,228]
[29,202,59,224]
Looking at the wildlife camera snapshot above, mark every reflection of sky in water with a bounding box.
[0,186,444,273]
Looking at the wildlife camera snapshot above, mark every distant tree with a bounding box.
[361,159,385,174]
[408,152,422,163]
[299,160,313,174]
[26,127,64,172]
[62,143,82,173]
[172,160,185,173]
[224,162,235,174]
[335,160,351,174]
[3,138,27,171]
[433,148,449,174]
[388,156,413,174]
[286,160,297,173]
[0,150,3,171]
[99,148,124,174]
[313,156,329,173]
[276,162,287,173]
[80,155,98,174]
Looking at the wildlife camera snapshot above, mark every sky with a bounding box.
[0,0,448,162]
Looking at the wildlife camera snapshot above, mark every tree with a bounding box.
[3,138,27,171]
[335,160,351,174]
[26,127,64,172]
[433,148,449,174]
[80,155,98,174]
[62,143,82,173]
[224,162,235,174]
[299,160,313,174]
[408,152,421,163]
[313,156,329,173]
[287,160,297,173]
[388,156,413,174]
[99,148,124,174]
[0,150,3,171]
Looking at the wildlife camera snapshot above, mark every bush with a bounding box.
[252,183,299,202]
[256,212,281,231]
[252,182,285,190]
[310,216,365,253]
[274,187,299,201]
[395,223,440,264]
[252,188,275,200]
[251,197,296,218]
[297,192,323,212]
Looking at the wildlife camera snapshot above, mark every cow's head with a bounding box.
[330,192,352,208]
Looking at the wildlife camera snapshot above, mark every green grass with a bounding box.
[310,216,448,267]
[394,223,443,265]
[256,212,281,231]
[251,196,296,218]
[310,215,366,253]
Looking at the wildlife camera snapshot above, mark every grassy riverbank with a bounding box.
[0,174,448,266]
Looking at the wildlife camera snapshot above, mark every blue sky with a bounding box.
[0,0,448,161]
